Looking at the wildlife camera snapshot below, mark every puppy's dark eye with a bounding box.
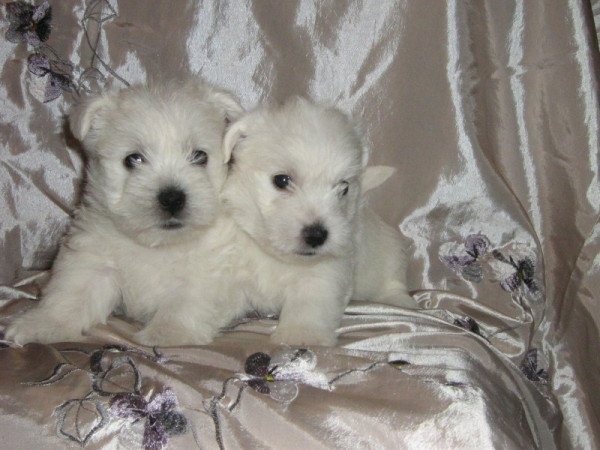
[273,174,292,190]
[124,153,145,170]
[339,181,349,197]
[190,149,208,166]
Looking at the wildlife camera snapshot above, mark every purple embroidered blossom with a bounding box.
[242,348,325,402]
[110,388,187,450]
[520,349,548,383]
[492,250,539,295]
[453,316,481,335]
[244,352,273,394]
[441,233,490,282]
[27,53,73,102]
[5,1,52,46]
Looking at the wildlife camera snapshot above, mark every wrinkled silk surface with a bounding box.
[0,1,599,449]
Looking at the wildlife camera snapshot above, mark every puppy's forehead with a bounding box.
[105,91,225,153]
[248,106,363,180]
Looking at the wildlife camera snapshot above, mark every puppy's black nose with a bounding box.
[158,187,186,215]
[302,223,328,248]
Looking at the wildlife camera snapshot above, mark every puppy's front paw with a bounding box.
[134,323,214,347]
[5,311,84,345]
[271,325,337,347]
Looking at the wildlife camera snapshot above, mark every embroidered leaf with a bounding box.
[25,362,79,386]
[78,67,107,94]
[43,76,63,102]
[56,398,108,446]
[93,356,141,395]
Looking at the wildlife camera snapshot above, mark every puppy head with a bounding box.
[71,78,242,247]
[222,97,367,260]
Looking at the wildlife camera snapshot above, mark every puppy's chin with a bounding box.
[264,240,343,263]
[114,219,209,248]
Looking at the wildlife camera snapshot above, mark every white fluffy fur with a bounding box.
[218,98,365,345]
[6,79,243,346]
[6,89,414,348]
[213,98,415,346]
[354,168,416,308]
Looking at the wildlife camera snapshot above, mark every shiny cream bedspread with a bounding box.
[1,1,599,448]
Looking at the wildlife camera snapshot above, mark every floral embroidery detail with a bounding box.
[5,0,51,46]
[28,53,73,102]
[55,393,109,446]
[23,344,186,449]
[492,251,539,295]
[3,0,130,104]
[440,234,490,282]
[441,234,542,301]
[206,348,331,450]
[520,348,549,383]
[0,331,8,348]
[110,389,187,450]
[77,0,130,93]
[453,316,481,335]
[206,350,417,450]
[241,349,327,402]
[388,359,410,369]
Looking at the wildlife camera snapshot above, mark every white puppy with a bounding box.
[354,168,416,309]
[212,97,415,346]
[6,79,242,346]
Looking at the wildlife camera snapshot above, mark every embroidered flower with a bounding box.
[453,316,481,335]
[27,53,73,102]
[440,234,491,282]
[242,348,327,402]
[0,331,8,348]
[110,388,187,450]
[520,349,548,383]
[388,359,410,369]
[5,1,52,46]
[492,250,539,295]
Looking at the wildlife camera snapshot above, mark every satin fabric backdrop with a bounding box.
[0,1,598,448]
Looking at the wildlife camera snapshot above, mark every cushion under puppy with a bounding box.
[6,79,242,345]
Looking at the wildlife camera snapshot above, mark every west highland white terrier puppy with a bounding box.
[212,97,415,346]
[6,79,242,346]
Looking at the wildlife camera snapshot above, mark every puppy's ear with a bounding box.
[362,165,396,192]
[69,94,114,142]
[223,118,248,164]
[210,90,244,126]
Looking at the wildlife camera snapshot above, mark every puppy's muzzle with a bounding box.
[302,222,328,248]
[158,187,186,216]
